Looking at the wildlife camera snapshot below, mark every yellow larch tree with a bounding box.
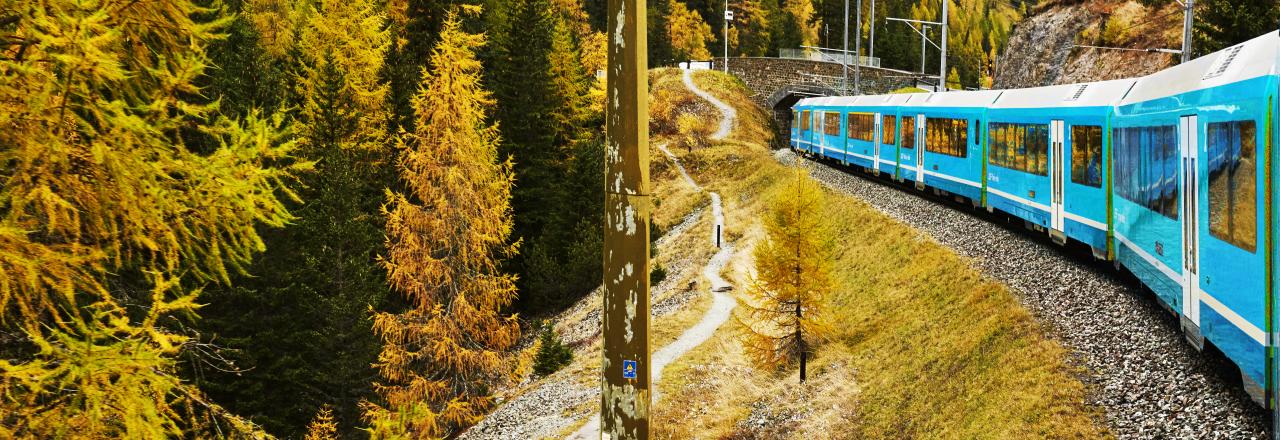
[0,0,304,436]
[244,0,311,58]
[363,6,521,438]
[668,0,715,60]
[784,0,820,47]
[737,169,834,383]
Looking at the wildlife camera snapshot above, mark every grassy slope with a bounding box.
[649,68,1110,439]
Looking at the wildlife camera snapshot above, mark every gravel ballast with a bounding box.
[778,149,1269,439]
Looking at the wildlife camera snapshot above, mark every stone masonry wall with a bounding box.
[709,57,919,145]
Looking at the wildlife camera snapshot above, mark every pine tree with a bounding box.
[194,0,395,435]
[732,0,775,57]
[0,0,303,436]
[669,0,717,60]
[489,0,603,312]
[1194,0,1280,54]
[649,0,676,65]
[363,7,521,438]
[783,0,820,47]
[738,169,833,383]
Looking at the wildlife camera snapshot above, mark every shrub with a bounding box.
[533,322,574,376]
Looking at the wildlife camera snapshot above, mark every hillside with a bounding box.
[462,68,1108,439]
[994,0,1183,87]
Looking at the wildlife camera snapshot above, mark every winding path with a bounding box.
[567,68,739,440]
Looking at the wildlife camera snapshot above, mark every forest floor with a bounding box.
[462,68,1111,439]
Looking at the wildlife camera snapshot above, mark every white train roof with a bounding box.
[1120,31,1280,106]
[991,78,1137,109]
[903,89,1004,108]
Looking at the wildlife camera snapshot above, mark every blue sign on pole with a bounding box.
[622,360,637,379]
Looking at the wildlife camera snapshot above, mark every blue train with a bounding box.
[791,31,1280,406]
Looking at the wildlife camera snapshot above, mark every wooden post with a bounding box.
[602,0,650,436]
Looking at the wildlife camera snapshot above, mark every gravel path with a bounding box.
[778,149,1270,439]
[683,69,735,140]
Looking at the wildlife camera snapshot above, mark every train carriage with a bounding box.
[836,95,903,174]
[985,79,1136,255]
[1112,32,1279,402]
[899,91,1002,202]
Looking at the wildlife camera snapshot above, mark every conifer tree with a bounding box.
[669,0,717,60]
[738,170,833,383]
[783,0,820,47]
[363,7,521,437]
[1193,0,1280,54]
[0,0,303,436]
[730,0,775,56]
[195,0,395,434]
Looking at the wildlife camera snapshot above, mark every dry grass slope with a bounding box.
[648,68,1110,439]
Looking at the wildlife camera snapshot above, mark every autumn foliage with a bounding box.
[0,0,303,436]
[362,8,521,438]
[738,169,834,382]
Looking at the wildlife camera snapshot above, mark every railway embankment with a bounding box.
[643,69,1107,438]
[785,151,1269,439]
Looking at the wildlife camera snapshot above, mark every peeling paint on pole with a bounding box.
[603,0,650,436]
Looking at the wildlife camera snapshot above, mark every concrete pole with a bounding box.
[854,0,862,94]
[939,0,948,91]
[842,0,849,94]
[869,0,876,63]
[602,0,651,435]
[1181,0,1194,64]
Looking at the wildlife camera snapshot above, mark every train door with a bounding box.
[874,113,883,170]
[916,115,926,184]
[1179,114,1201,327]
[816,111,826,155]
[1050,120,1066,231]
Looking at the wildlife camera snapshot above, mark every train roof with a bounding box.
[1120,31,1280,106]
[903,89,1004,108]
[990,78,1138,109]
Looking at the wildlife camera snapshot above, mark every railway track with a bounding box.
[781,149,1269,439]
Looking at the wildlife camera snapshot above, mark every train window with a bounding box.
[1113,125,1179,219]
[847,113,874,141]
[882,115,897,145]
[902,116,916,149]
[986,122,1047,175]
[926,117,967,157]
[824,112,841,136]
[1070,126,1103,188]
[1207,120,1257,251]
[801,111,810,130]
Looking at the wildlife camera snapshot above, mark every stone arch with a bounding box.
[767,84,836,146]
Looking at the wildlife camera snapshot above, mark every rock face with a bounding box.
[994,2,1176,88]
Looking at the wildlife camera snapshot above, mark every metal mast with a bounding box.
[939,0,948,91]
[724,0,729,72]
[842,0,849,93]
[602,0,651,435]
[854,0,862,94]
[869,0,876,62]
[1180,0,1194,63]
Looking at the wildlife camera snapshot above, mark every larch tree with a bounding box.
[669,0,716,60]
[738,169,834,383]
[783,0,820,47]
[0,0,304,436]
[363,7,521,438]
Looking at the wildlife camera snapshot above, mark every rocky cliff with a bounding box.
[994,0,1182,88]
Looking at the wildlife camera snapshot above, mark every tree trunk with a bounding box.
[797,301,805,383]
